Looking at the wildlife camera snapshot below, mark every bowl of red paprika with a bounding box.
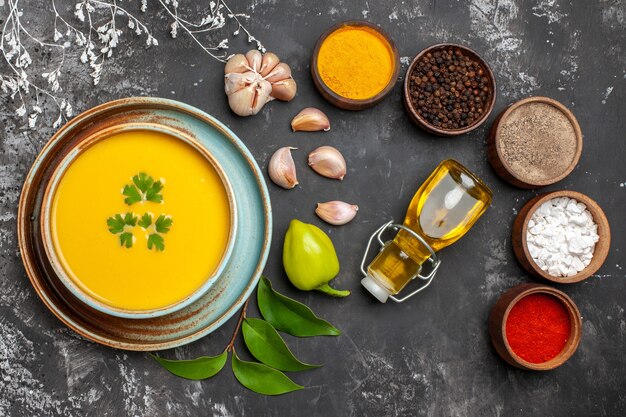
[489,283,582,371]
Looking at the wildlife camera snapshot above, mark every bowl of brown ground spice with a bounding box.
[487,96,583,188]
[403,43,496,136]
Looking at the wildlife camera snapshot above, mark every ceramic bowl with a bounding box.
[512,190,610,284]
[487,96,583,188]
[18,97,272,350]
[403,43,496,136]
[311,20,400,110]
[39,123,238,319]
[489,283,582,371]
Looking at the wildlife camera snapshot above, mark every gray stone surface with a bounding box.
[1,0,625,416]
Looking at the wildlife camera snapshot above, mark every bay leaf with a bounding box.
[258,276,340,337]
[242,318,320,371]
[151,351,227,380]
[231,351,303,395]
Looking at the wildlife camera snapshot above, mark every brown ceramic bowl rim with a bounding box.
[493,96,583,187]
[311,20,400,108]
[499,285,582,371]
[403,43,497,136]
[517,190,611,284]
[39,122,238,319]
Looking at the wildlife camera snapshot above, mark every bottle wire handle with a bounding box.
[360,221,441,303]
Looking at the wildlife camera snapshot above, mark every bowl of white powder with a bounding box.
[513,191,610,283]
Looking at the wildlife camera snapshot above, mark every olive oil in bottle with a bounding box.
[361,160,492,302]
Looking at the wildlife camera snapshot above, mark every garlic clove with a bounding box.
[308,146,346,180]
[228,85,256,116]
[316,201,359,225]
[224,51,297,117]
[260,52,280,77]
[251,80,273,115]
[224,54,249,74]
[271,78,297,101]
[291,107,330,132]
[265,63,292,83]
[224,71,256,95]
[268,147,299,189]
[245,50,263,73]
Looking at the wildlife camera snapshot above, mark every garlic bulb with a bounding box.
[308,146,346,180]
[291,108,330,132]
[224,50,297,117]
[269,147,299,189]
[316,201,359,225]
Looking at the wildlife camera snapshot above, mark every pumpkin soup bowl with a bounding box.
[39,123,238,319]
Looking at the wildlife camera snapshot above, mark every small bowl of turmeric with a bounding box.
[311,21,400,111]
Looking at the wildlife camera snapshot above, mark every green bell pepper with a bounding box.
[282,219,350,297]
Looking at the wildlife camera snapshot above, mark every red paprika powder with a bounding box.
[505,293,571,364]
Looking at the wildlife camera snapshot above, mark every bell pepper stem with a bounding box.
[316,283,350,297]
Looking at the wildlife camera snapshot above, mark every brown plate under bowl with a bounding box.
[17,97,272,351]
[512,190,611,284]
[488,96,583,188]
[489,283,582,371]
[311,20,400,110]
[403,43,496,136]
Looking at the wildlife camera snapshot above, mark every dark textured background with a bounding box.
[1,0,625,416]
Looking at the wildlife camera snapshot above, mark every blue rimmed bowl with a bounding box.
[18,97,272,350]
[40,122,239,319]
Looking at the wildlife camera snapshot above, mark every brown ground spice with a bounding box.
[499,102,578,182]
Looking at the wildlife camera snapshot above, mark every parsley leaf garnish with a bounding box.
[147,233,165,251]
[133,172,154,193]
[107,214,125,234]
[119,232,134,248]
[124,212,138,226]
[123,184,143,205]
[107,213,138,248]
[138,213,152,229]
[108,211,171,251]
[108,173,172,251]
[146,181,164,203]
[155,214,173,234]
[123,173,164,206]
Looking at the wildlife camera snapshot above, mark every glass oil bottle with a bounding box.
[361,159,492,303]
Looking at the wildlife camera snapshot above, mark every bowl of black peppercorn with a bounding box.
[403,44,496,136]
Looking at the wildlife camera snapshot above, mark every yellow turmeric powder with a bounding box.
[317,26,394,100]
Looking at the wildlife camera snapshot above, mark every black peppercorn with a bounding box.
[408,47,492,130]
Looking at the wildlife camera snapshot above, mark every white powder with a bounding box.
[526,197,599,277]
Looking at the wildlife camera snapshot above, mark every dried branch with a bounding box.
[0,0,265,129]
